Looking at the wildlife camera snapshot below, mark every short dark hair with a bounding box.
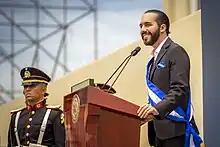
[144,9,170,35]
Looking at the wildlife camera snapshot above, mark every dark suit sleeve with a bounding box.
[154,46,190,119]
[52,110,66,147]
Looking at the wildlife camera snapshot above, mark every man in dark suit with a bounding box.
[137,10,202,147]
[8,67,65,147]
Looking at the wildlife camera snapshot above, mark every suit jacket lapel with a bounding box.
[150,37,172,80]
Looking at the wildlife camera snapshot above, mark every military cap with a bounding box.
[20,67,51,96]
[20,67,51,86]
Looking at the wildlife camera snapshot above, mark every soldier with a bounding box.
[8,67,65,147]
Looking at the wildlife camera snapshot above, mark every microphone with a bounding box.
[131,46,141,56]
[101,46,141,92]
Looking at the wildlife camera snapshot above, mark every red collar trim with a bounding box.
[27,101,45,110]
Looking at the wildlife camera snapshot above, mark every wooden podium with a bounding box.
[64,86,142,147]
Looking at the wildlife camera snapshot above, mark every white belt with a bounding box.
[14,144,47,147]
[29,143,48,147]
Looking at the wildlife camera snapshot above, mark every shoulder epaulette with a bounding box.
[10,107,26,114]
[46,105,62,110]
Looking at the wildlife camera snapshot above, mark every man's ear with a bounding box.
[160,24,166,33]
[40,83,47,93]
[44,85,47,93]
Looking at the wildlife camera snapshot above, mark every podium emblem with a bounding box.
[71,94,80,124]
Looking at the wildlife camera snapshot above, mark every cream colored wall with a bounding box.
[0,11,202,147]
[164,0,192,23]
[164,0,189,23]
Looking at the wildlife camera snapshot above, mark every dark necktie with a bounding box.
[149,58,156,80]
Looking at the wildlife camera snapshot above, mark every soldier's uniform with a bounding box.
[7,67,65,147]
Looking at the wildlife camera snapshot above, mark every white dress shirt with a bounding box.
[153,37,169,61]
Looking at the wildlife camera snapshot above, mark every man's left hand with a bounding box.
[137,104,159,119]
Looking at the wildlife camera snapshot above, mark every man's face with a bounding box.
[139,13,161,46]
[23,83,46,102]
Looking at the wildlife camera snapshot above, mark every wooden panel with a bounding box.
[99,107,140,147]
[86,104,101,147]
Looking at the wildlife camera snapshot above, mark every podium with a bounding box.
[64,86,142,147]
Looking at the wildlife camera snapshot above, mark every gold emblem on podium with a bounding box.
[71,94,80,124]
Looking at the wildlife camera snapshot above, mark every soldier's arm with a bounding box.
[7,114,15,147]
[52,110,65,147]
[7,123,12,147]
[8,108,25,147]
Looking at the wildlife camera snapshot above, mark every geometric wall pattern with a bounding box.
[0,0,97,103]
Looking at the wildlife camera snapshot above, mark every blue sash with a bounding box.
[146,58,204,147]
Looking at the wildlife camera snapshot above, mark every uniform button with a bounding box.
[31,111,35,115]
[29,118,32,121]
[27,141,30,144]
[26,133,29,136]
[27,125,30,129]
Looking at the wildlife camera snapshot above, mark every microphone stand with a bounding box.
[107,55,132,92]
[101,55,132,90]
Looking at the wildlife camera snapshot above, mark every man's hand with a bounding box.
[141,114,154,124]
[137,104,159,119]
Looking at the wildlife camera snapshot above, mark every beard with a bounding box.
[142,28,160,46]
